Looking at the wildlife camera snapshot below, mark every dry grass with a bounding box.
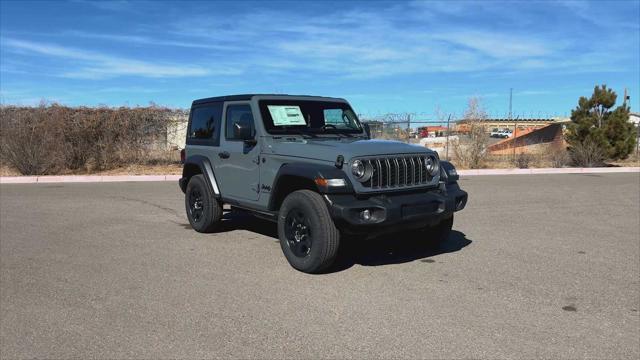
[459,152,565,169]
[1,163,182,176]
[0,165,21,176]
[92,164,182,175]
[609,152,640,167]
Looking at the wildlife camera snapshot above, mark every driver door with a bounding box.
[214,102,260,201]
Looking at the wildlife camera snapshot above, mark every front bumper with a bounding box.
[324,183,467,233]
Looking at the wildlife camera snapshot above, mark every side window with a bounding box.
[187,102,222,145]
[323,108,360,129]
[225,104,255,140]
[324,109,347,126]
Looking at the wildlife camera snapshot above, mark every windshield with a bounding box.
[259,100,363,135]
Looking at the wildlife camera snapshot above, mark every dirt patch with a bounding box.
[0,165,21,176]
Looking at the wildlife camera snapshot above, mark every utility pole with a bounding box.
[513,115,519,158]
[407,113,411,143]
[509,88,513,120]
[622,88,636,158]
[445,114,451,161]
[623,87,629,107]
[509,88,515,157]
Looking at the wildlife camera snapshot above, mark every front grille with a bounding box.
[361,155,436,189]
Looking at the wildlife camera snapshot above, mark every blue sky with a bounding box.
[1,0,638,118]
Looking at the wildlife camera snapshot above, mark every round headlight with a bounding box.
[351,160,365,178]
[425,155,439,176]
[351,160,372,182]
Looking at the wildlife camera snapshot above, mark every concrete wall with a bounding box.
[166,116,188,150]
[487,123,565,155]
[419,135,459,155]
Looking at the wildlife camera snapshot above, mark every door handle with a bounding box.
[218,151,230,159]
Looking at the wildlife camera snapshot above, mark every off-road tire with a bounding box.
[278,190,340,273]
[424,215,453,247]
[185,174,222,233]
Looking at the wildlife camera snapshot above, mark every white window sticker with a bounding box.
[268,105,307,126]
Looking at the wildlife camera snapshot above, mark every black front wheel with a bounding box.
[185,174,222,233]
[278,190,340,273]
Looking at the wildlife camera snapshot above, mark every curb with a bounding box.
[456,167,639,176]
[0,175,181,184]
[0,168,638,184]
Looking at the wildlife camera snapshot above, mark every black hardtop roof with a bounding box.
[192,94,346,106]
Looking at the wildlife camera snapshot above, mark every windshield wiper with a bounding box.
[335,132,353,138]
[319,125,354,138]
[291,130,317,139]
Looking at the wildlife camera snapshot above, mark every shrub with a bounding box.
[547,147,570,168]
[452,97,489,169]
[511,153,535,169]
[0,103,184,175]
[569,139,606,167]
[0,104,65,175]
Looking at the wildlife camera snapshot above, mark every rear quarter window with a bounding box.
[187,102,223,146]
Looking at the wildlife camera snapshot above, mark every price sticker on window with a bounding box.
[267,105,307,126]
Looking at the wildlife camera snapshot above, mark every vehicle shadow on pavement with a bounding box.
[330,230,472,273]
[207,211,472,273]
[214,210,279,240]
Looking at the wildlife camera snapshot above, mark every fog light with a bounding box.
[361,209,371,221]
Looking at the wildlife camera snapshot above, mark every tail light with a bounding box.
[180,149,185,164]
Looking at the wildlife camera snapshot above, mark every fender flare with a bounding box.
[268,162,353,210]
[180,155,221,197]
[439,160,459,184]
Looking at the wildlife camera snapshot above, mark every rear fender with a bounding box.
[180,155,221,197]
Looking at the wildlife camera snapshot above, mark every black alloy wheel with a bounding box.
[188,187,204,223]
[277,190,340,273]
[284,208,313,258]
[185,174,222,233]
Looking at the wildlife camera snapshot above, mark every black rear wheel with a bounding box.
[185,174,222,233]
[278,190,340,273]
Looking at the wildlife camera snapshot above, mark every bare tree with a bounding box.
[452,97,489,168]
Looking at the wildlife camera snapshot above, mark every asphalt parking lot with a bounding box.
[1,173,639,358]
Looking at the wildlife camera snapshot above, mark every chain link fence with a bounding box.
[362,117,459,162]
[361,115,578,168]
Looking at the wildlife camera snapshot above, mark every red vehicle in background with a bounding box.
[418,126,448,138]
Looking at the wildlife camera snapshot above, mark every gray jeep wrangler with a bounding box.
[179,94,467,273]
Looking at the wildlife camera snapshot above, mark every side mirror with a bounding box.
[363,123,371,139]
[233,122,256,145]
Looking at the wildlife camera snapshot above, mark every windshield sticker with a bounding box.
[268,105,307,126]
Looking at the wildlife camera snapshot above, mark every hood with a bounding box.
[264,137,434,162]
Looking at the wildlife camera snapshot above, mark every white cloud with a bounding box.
[166,6,579,79]
[2,38,240,79]
[3,1,636,82]
[430,31,553,58]
[63,30,239,51]
[70,0,132,12]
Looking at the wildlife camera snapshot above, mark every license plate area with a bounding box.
[401,201,443,219]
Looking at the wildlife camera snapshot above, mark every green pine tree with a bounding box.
[566,85,636,165]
